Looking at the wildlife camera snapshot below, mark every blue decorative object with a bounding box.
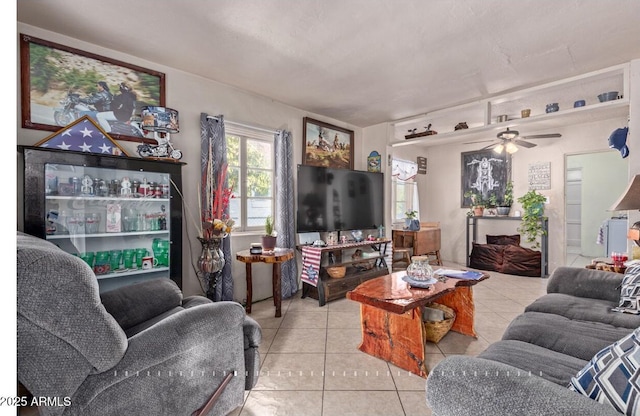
[545,103,559,113]
[598,91,619,102]
[402,275,438,288]
[407,219,421,231]
[609,127,629,159]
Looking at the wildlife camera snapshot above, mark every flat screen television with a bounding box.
[296,165,384,233]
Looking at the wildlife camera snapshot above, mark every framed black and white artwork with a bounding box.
[461,150,511,208]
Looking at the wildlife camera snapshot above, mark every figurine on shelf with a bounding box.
[424,123,437,135]
[120,177,132,197]
[81,175,93,196]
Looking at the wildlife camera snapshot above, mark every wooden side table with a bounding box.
[236,249,295,318]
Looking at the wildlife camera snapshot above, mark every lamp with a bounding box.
[141,106,179,134]
[505,141,519,154]
[139,106,182,159]
[493,140,519,154]
[610,174,640,246]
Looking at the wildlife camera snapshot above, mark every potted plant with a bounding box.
[497,181,513,216]
[404,209,420,230]
[517,189,547,249]
[464,191,485,217]
[262,215,277,252]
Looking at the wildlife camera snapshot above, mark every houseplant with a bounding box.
[262,215,277,252]
[517,189,547,249]
[464,191,485,217]
[404,209,420,230]
[497,181,513,216]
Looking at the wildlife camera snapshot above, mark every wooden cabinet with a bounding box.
[300,239,391,306]
[392,228,441,256]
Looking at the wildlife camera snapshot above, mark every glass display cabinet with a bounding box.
[18,146,185,292]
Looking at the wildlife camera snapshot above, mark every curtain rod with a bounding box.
[206,116,279,135]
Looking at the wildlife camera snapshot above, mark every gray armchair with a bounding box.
[17,231,261,416]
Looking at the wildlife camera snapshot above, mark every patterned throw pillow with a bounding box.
[613,264,640,314]
[568,327,640,414]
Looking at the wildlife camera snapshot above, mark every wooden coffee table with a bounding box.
[346,270,489,377]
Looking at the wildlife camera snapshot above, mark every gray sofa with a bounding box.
[17,231,261,416]
[426,266,640,416]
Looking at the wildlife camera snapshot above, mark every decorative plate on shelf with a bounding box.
[402,275,438,288]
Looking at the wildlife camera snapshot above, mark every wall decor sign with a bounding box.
[417,156,427,174]
[528,162,551,190]
[461,149,510,208]
[20,33,165,144]
[302,117,354,170]
[367,151,381,172]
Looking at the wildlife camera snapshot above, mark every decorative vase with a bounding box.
[496,206,511,216]
[197,236,225,300]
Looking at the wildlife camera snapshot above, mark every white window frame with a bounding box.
[226,124,275,233]
[391,178,417,221]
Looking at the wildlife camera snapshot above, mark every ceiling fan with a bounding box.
[465,128,562,154]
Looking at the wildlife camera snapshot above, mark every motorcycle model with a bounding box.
[53,90,145,138]
[137,138,183,160]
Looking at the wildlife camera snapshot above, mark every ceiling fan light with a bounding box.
[505,142,519,153]
[493,143,504,154]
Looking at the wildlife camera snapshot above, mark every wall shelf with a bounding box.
[391,63,630,148]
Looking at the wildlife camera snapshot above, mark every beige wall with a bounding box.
[16,23,364,301]
[406,117,630,272]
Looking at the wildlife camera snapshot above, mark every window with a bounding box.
[392,179,421,221]
[392,179,416,221]
[391,158,420,222]
[226,125,274,232]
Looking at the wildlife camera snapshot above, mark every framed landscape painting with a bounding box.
[461,149,510,208]
[302,117,354,170]
[20,34,165,143]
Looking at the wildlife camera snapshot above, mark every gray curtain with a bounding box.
[275,130,299,298]
[200,113,233,301]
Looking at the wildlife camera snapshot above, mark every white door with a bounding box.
[565,168,582,253]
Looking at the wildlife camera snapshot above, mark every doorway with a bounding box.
[564,151,628,267]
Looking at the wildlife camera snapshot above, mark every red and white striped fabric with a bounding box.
[301,246,322,286]
[300,240,392,286]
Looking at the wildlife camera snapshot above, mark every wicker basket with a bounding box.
[326,266,346,278]
[422,303,456,344]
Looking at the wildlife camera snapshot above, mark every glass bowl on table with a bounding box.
[403,255,437,288]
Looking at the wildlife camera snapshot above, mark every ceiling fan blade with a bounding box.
[520,133,562,139]
[480,141,500,150]
[513,139,537,148]
[463,139,497,145]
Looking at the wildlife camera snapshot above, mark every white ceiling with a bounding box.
[17,0,640,128]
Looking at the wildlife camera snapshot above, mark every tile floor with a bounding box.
[565,252,597,268]
[230,261,549,416]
